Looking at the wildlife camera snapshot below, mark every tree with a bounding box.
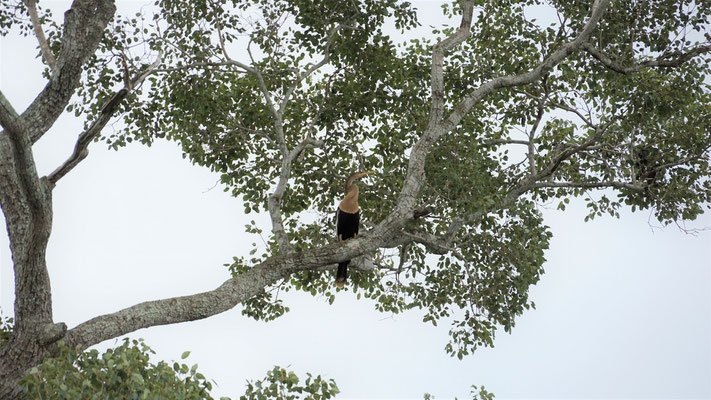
[1,0,710,397]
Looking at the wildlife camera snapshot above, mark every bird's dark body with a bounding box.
[335,207,360,284]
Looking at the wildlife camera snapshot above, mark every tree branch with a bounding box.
[23,0,57,72]
[279,23,344,116]
[63,228,380,350]
[20,0,117,144]
[527,87,547,174]
[426,0,475,132]
[0,91,21,131]
[482,139,530,146]
[530,180,643,191]
[582,43,711,74]
[445,119,616,242]
[46,51,163,187]
[247,41,287,156]
[267,137,324,252]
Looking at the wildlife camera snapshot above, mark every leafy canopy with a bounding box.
[6,0,709,361]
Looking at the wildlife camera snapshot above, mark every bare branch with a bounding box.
[427,0,475,131]
[63,226,380,350]
[482,139,530,146]
[23,0,57,72]
[582,43,711,74]
[527,86,547,174]
[267,137,324,252]
[247,41,287,156]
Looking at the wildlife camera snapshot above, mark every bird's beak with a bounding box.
[360,171,375,176]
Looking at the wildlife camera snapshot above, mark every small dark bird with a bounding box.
[634,147,659,186]
[335,171,373,288]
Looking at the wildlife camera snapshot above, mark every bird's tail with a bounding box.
[335,261,349,288]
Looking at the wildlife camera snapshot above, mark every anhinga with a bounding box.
[335,171,374,288]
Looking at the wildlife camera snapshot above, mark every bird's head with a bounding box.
[345,170,374,195]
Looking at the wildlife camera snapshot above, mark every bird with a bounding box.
[335,170,374,288]
[633,147,659,186]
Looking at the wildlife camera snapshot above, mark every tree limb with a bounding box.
[481,139,530,146]
[23,0,57,72]
[46,51,163,187]
[0,91,21,131]
[63,230,379,350]
[582,43,711,74]
[20,0,117,144]
[530,180,644,191]
[426,0,475,132]
[441,0,610,134]
[267,137,324,252]
[527,86,547,174]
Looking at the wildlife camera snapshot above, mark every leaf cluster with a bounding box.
[20,339,215,400]
[240,366,339,400]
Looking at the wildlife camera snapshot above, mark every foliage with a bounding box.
[240,366,339,400]
[424,384,495,400]
[20,339,216,400]
[18,336,338,400]
[47,0,711,359]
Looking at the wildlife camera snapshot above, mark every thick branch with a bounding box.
[0,91,21,130]
[21,0,117,144]
[63,230,380,350]
[23,0,57,71]
[582,43,711,74]
[426,0,474,131]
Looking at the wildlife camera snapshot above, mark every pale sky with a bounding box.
[1,1,710,399]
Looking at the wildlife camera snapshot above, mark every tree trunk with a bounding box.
[0,120,57,398]
[0,333,50,399]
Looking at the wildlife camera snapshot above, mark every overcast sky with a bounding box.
[1,1,710,399]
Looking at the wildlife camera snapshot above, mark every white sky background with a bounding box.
[1,1,710,399]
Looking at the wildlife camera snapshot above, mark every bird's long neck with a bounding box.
[339,184,359,213]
